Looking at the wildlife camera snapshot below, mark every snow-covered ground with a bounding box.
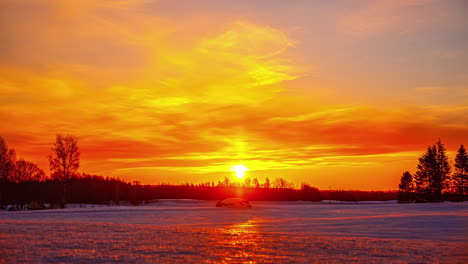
[1,201,467,263]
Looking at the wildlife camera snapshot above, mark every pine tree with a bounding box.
[398,171,414,202]
[453,144,468,198]
[414,145,437,199]
[432,139,451,201]
[414,139,451,202]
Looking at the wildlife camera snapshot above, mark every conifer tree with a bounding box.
[453,144,468,198]
[414,145,436,198]
[432,139,451,201]
[398,171,414,202]
[414,139,450,202]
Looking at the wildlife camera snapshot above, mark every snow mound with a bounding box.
[216,198,252,208]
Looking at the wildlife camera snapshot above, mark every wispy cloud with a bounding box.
[339,0,463,37]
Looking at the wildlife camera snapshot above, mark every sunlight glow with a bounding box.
[231,165,249,179]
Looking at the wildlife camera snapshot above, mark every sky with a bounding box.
[1,0,467,190]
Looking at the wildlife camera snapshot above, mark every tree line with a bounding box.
[1,134,318,209]
[398,139,467,203]
[0,134,83,208]
[195,176,295,189]
[1,134,400,210]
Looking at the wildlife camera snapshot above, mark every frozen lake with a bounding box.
[1,201,467,263]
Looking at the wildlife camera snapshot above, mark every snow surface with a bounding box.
[1,201,467,263]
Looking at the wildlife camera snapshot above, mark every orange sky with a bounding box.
[1,0,467,190]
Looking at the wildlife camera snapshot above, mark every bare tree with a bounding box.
[252,178,260,188]
[11,159,46,183]
[273,177,294,189]
[0,136,16,183]
[0,136,16,207]
[48,134,80,181]
[244,177,251,188]
[263,177,271,189]
[222,176,231,187]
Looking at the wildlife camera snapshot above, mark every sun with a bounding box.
[231,165,249,179]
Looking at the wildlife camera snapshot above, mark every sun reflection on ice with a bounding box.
[219,219,260,262]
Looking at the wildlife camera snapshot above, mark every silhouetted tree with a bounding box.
[252,178,260,188]
[48,134,80,206]
[433,139,451,200]
[414,139,450,202]
[301,183,321,201]
[414,145,435,196]
[453,144,468,198]
[49,134,80,181]
[0,136,16,207]
[398,171,414,202]
[10,159,46,183]
[221,176,230,187]
[263,177,271,189]
[274,177,293,189]
[244,178,251,188]
[0,136,16,183]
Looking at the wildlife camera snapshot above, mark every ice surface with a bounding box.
[1,201,467,263]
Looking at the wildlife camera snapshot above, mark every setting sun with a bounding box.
[231,165,249,179]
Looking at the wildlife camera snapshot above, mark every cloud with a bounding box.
[0,1,300,177]
[253,105,468,148]
[339,0,464,37]
[415,86,446,94]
